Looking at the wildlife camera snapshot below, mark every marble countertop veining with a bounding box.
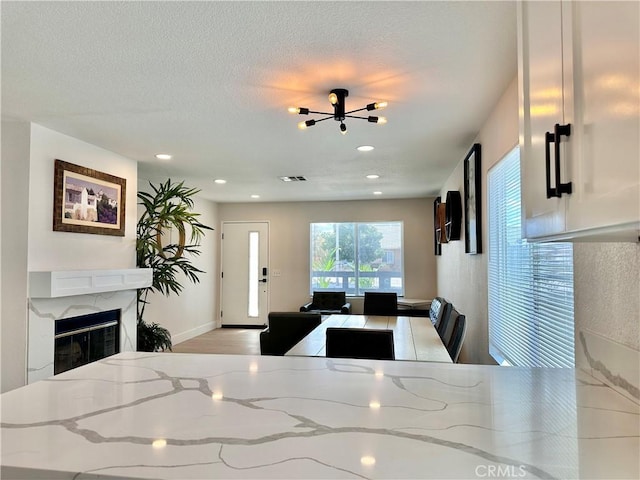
[1,352,638,479]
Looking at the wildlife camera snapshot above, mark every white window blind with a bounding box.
[488,147,574,367]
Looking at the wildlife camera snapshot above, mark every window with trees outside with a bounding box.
[310,222,404,296]
[488,147,574,368]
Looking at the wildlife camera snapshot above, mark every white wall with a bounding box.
[28,124,137,271]
[1,121,31,392]
[573,242,639,401]
[1,123,138,392]
[137,187,219,345]
[218,198,436,316]
[574,243,639,352]
[437,77,519,365]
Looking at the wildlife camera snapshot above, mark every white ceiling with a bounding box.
[2,1,517,203]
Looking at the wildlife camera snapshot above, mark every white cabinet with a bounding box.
[518,1,639,241]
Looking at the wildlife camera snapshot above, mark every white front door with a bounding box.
[220,222,269,326]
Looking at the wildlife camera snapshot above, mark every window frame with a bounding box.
[309,221,404,296]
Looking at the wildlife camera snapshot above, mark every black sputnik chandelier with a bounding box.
[288,88,388,135]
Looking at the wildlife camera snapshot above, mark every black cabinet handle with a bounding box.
[545,130,556,198]
[545,123,572,198]
[554,123,572,196]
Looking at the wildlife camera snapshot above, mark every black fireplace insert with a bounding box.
[54,309,120,375]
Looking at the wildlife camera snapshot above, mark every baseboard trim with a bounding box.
[221,324,266,329]
[171,322,216,345]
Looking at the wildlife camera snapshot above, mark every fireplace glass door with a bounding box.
[54,309,120,375]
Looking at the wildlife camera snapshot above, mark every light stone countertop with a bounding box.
[1,352,638,479]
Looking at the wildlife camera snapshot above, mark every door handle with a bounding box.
[545,124,572,199]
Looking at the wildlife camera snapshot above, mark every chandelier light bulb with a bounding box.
[289,107,309,115]
[328,92,338,105]
[367,101,388,111]
[299,119,316,130]
[377,116,387,125]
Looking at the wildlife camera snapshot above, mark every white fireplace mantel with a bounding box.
[29,268,153,298]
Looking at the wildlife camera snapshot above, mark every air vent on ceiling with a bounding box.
[279,176,307,182]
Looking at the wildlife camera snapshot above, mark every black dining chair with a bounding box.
[436,302,453,340]
[446,314,467,363]
[440,307,462,346]
[363,292,398,315]
[325,327,395,360]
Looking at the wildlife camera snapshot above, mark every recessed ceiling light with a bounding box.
[357,145,375,152]
[279,176,307,182]
[251,194,260,199]
[214,179,227,184]
[366,174,380,180]
[373,191,382,195]
[155,153,172,160]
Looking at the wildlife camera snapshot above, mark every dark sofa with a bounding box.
[259,311,322,356]
[300,291,351,315]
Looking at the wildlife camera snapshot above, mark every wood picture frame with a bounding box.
[53,159,126,236]
[463,143,482,254]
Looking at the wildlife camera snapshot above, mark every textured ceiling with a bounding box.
[2,1,517,203]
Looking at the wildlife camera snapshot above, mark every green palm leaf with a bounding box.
[136,179,213,351]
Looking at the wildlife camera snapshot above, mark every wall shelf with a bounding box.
[29,268,152,298]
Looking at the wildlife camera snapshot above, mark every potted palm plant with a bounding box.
[136,179,212,351]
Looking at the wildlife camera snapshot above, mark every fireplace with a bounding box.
[27,268,151,384]
[54,309,120,375]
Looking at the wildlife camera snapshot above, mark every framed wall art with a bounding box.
[445,190,462,242]
[463,143,482,254]
[53,159,126,236]
[433,196,442,255]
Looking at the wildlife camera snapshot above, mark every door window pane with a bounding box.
[248,231,259,317]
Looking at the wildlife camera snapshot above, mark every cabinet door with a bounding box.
[518,1,568,239]
[565,1,639,235]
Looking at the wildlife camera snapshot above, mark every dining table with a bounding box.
[285,314,452,363]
